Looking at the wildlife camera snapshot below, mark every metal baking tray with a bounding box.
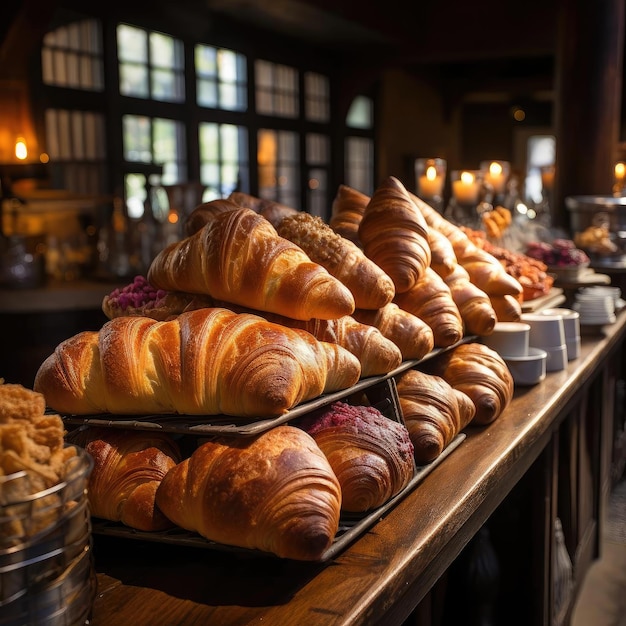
[90,434,465,562]
[59,338,475,437]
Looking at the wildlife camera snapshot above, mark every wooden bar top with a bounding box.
[88,310,626,626]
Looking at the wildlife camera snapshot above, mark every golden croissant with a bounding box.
[147,205,355,321]
[34,308,361,417]
[155,425,342,561]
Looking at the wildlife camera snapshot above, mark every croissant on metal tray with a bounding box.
[423,342,514,426]
[147,206,355,321]
[34,308,361,417]
[277,211,395,310]
[353,302,434,362]
[68,427,181,531]
[299,401,415,513]
[394,267,464,348]
[395,369,475,464]
[155,425,342,561]
[358,176,431,294]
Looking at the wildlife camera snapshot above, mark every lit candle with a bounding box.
[15,137,28,161]
[615,162,626,184]
[541,165,555,191]
[418,165,444,199]
[483,161,508,194]
[452,171,481,205]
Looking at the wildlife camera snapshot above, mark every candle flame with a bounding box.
[615,162,625,179]
[489,161,503,176]
[426,165,437,181]
[460,171,474,184]
[15,138,28,160]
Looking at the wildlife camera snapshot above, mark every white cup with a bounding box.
[539,308,581,360]
[481,322,530,357]
[520,313,566,349]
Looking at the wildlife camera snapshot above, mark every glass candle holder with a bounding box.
[614,162,626,196]
[480,160,511,198]
[415,158,446,206]
[446,169,484,227]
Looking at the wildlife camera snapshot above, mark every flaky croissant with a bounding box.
[444,264,497,336]
[147,205,355,321]
[299,402,415,513]
[428,226,458,279]
[489,294,523,322]
[359,177,431,294]
[329,184,369,244]
[227,191,299,228]
[277,212,395,310]
[34,308,361,417]
[155,425,342,561]
[394,267,464,348]
[410,193,523,298]
[68,427,181,531]
[353,302,434,362]
[396,369,475,464]
[423,342,514,426]
[184,198,239,236]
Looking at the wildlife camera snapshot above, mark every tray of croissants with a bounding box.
[29,176,520,561]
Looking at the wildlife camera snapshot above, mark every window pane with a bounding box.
[151,68,183,102]
[119,62,149,98]
[195,45,217,76]
[150,32,178,68]
[220,124,239,161]
[347,95,373,129]
[125,173,147,219]
[308,167,328,218]
[153,118,179,162]
[306,133,329,165]
[345,136,374,195]
[123,115,151,161]
[117,24,147,63]
[305,71,329,122]
[197,78,218,107]
[255,59,272,87]
[218,49,245,82]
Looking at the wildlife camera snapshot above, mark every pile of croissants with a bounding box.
[33,174,520,560]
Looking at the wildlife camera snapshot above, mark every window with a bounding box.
[306,133,330,217]
[199,123,249,200]
[195,45,247,111]
[258,129,300,207]
[304,72,330,122]
[117,24,184,102]
[255,60,299,118]
[42,19,104,90]
[525,135,556,204]
[345,95,375,195]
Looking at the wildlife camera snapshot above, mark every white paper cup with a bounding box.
[520,313,566,350]
[539,308,580,359]
[566,336,581,360]
[545,344,568,371]
[481,322,530,357]
[504,347,547,386]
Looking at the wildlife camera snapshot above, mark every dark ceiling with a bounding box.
[1,0,560,95]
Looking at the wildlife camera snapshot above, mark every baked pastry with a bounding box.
[329,184,369,244]
[396,369,475,464]
[489,293,523,322]
[34,308,362,417]
[359,177,431,294]
[184,198,239,236]
[68,427,181,531]
[352,302,434,361]
[277,211,395,310]
[394,267,464,348]
[227,191,299,228]
[423,342,514,425]
[155,425,342,561]
[147,206,355,321]
[299,401,415,512]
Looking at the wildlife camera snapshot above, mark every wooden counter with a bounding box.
[88,310,626,626]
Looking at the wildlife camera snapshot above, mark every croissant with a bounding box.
[394,267,464,348]
[444,264,497,336]
[299,402,415,513]
[329,184,368,244]
[353,302,434,362]
[147,206,355,321]
[410,192,523,298]
[358,176,431,294]
[277,211,395,310]
[227,191,299,228]
[490,293,523,322]
[67,427,181,531]
[184,198,239,236]
[34,308,362,417]
[396,369,475,464]
[423,342,514,426]
[155,425,342,561]
[428,226,457,278]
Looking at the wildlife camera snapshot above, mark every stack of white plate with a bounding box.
[0,446,95,625]
[573,286,624,325]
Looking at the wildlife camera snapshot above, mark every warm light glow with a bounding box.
[15,138,27,160]
[308,178,319,190]
[425,165,437,181]
[615,162,626,181]
[460,171,475,185]
[40,152,50,164]
[513,108,526,122]
[489,162,503,177]
[168,211,179,224]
